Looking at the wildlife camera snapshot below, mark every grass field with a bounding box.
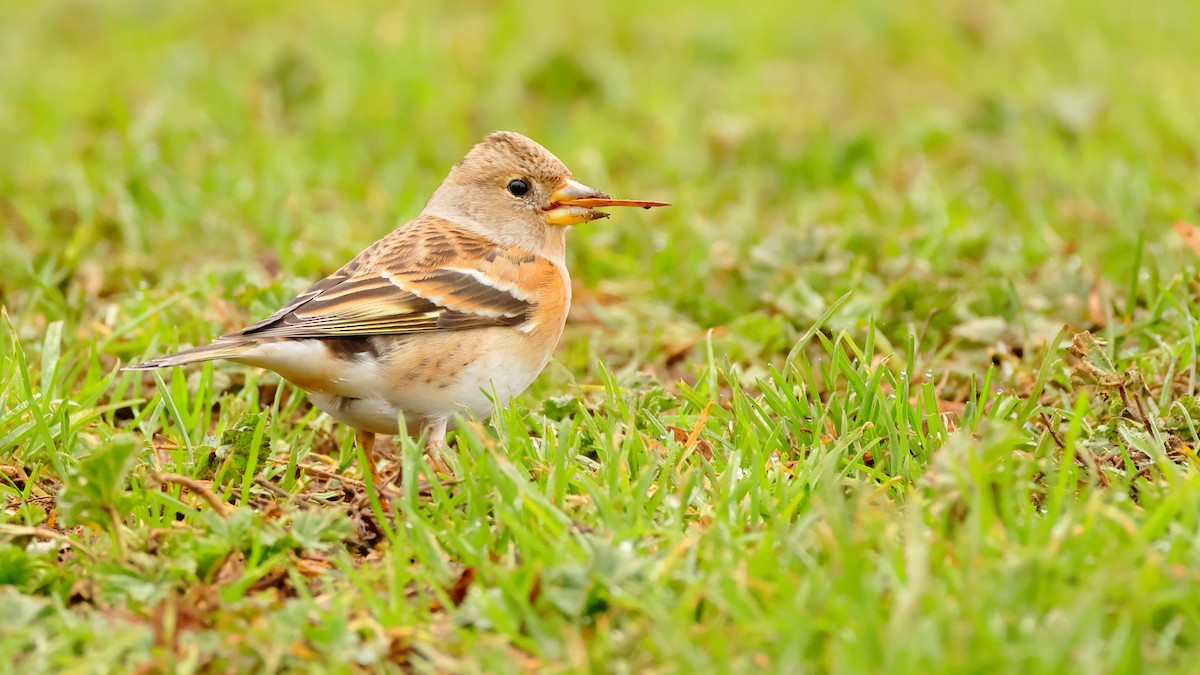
[3,0,1200,671]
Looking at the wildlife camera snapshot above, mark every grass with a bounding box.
[2,0,1200,671]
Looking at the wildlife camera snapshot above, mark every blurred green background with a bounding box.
[3,0,1198,373]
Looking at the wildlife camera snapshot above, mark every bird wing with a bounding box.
[227,216,542,340]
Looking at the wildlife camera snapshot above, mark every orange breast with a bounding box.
[526,258,571,354]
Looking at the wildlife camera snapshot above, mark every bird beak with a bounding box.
[545,179,670,226]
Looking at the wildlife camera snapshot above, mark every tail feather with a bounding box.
[125,339,259,370]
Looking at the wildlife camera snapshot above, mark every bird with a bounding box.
[127,131,668,479]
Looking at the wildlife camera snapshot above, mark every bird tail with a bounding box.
[124,339,259,370]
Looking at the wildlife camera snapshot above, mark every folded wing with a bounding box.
[228,217,540,340]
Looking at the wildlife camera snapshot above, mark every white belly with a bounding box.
[310,353,540,434]
[287,328,554,436]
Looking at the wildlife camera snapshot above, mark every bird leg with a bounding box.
[420,416,451,475]
[355,428,380,485]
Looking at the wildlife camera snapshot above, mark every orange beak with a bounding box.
[545,179,670,226]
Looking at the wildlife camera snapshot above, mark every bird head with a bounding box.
[424,131,667,249]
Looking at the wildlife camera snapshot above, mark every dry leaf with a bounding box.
[428,566,476,612]
[1173,221,1200,258]
[1087,280,1106,328]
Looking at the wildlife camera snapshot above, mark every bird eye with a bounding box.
[507,179,530,197]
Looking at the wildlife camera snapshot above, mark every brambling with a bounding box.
[129,131,667,477]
